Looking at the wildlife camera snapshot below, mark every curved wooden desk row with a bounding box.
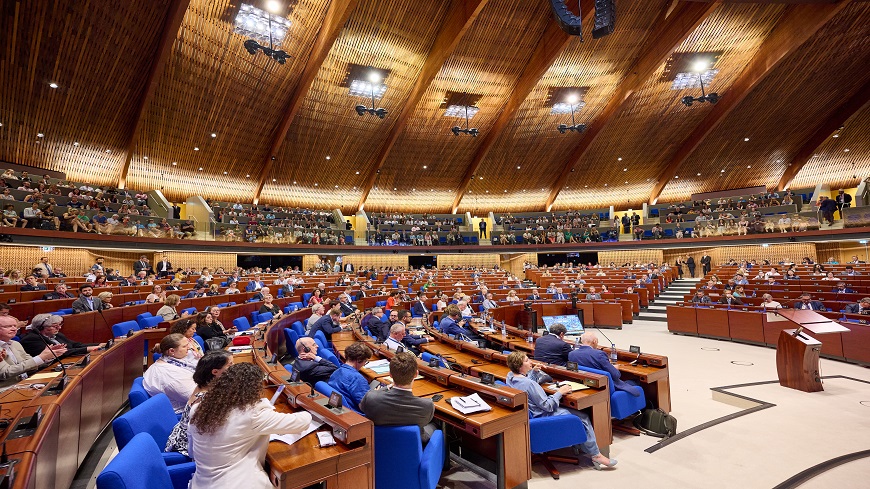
[0,331,145,489]
[455,313,671,414]
[486,301,628,330]
[330,326,532,489]
[666,305,870,365]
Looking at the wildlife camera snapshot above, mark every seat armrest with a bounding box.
[419,430,445,489]
[167,461,196,489]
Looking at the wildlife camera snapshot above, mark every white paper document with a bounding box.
[270,420,324,446]
[449,393,492,415]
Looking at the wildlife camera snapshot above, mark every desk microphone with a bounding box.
[594,327,618,364]
[304,382,317,398]
[35,332,67,392]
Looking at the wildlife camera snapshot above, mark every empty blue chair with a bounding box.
[136,312,154,328]
[250,311,260,325]
[374,425,444,489]
[220,281,228,287]
[420,352,445,368]
[375,300,387,307]
[58,308,74,314]
[276,288,284,298]
[302,292,312,305]
[134,300,146,305]
[290,321,305,337]
[128,377,150,408]
[96,433,195,489]
[180,307,196,316]
[313,331,329,351]
[112,393,191,466]
[319,347,340,367]
[51,310,70,316]
[392,279,398,288]
[283,328,301,358]
[141,316,164,329]
[216,302,230,308]
[314,381,335,397]
[258,312,273,323]
[113,320,140,338]
[433,320,439,331]
[529,415,588,479]
[233,316,252,332]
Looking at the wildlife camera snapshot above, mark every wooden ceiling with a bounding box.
[0,0,867,212]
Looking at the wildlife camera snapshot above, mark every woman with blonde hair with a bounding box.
[97,291,114,308]
[157,294,187,321]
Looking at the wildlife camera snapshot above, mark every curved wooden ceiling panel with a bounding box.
[554,1,786,210]
[0,0,173,187]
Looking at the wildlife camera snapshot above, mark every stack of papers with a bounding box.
[366,359,391,374]
[555,380,589,392]
[227,345,253,353]
[449,393,492,415]
[270,420,324,446]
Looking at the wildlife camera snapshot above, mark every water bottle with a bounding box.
[610,345,618,364]
[501,320,507,337]
[293,304,298,312]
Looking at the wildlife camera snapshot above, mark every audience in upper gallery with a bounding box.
[143,334,197,413]
[327,342,372,413]
[165,350,233,458]
[505,351,616,470]
[188,363,313,489]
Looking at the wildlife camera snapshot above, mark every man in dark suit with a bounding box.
[367,307,391,342]
[359,352,437,445]
[621,214,630,234]
[20,275,46,292]
[71,284,104,313]
[832,282,856,294]
[292,337,338,384]
[308,308,345,343]
[568,332,643,397]
[533,324,573,366]
[793,294,825,311]
[718,290,743,306]
[245,275,265,291]
[20,313,104,358]
[410,292,428,318]
[155,257,172,278]
[132,255,153,276]
[844,298,870,315]
[338,295,357,316]
[526,288,542,301]
[686,256,696,278]
[42,283,76,301]
[552,287,568,300]
[700,254,712,276]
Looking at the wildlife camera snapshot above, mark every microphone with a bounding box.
[36,332,67,392]
[594,327,618,364]
[305,382,317,398]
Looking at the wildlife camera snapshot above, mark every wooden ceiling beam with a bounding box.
[545,0,720,212]
[647,0,852,205]
[777,79,870,191]
[252,0,360,204]
[356,0,490,212]
[448,2,591,214]
[118,0,191,189]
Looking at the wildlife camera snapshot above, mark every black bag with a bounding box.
[39,220,56,231]
[633,407,677,439]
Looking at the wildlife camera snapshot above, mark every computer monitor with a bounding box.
[542,314,584,334]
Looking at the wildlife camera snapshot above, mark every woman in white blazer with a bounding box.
[188,363,313,488]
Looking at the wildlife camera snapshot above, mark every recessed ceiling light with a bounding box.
[273,178,277,182]
[675,175,679,179]
[223,171,228,175]
[37,133,44,138]
[517,166,521,169]
[143,156,149,160]
[49,82,58,89]
[211,133,217,138]
[293,181,296,184]
[747,165,751,169]
[523,189,526,192]
[172,162,177,165]
[697,173,701,176]
[485,190,489,193]
[423,165,427,169]
[354,186,358,190]
[844,149,850,152]
[73,141,79,146]
[479,177,483,180]
[355,171,359,175]
[325,156,330,160]
[833,134,839,138]
[105,149,111,153]
[623,168,627,171]
[412,188,416,191]
[335,185,339,188]
[720,169,725,173]
[245,174,250,177]
[198,167,203,171]
[265,0,281,14]
[617,157,622,161]
[744,138,750,142]
[776,159,782,163]
[584,185,588,188]
[194,147,199,151]
[624,181,628,184]
[812,154,818,158]
[503,190,507,193]
[393,187,397,191]
[314,183,318,186]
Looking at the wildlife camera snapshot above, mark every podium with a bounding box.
[768,310,850,392]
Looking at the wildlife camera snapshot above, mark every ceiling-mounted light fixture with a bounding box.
[354,71,388,119]
[680,58,720,107]
[451,100,479,137]
[557,93,586,134]
[235,3,292,64]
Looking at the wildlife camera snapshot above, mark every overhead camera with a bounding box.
[243,39,291,64]
[452,126,479,137]
[355,105,388,119]
[680,92,719,107]
[558,123,586,134]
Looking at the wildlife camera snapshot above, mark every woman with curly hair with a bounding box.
[188,363,313,488]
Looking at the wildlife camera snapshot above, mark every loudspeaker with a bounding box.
[549,0,583,36]
[592,0,615,39]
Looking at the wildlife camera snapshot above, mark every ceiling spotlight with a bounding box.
[224,171,228,175]
[236,4,292,64]
[198,167,203,171]
[143,156,148,160]
[623,168,627,171]
[73,141,79,146]
[517,166,521,169]
[325,155,330,160]
[423,165,427,169]
[692,60,709,72]
[743,138,750,142]
[617,157,622,161]
[246,174,250,177]
[37,133,44,138]
[273,178,277,182]
[844,149,850,152]
[314,183,318,186]
[194,147,199,151]
[557,95,586,134]
[293,181,296,184]
[105,149,111,153]
[355,171,359,174]
[211,133,217,138]
[172,161,177,165]
[697,172,701,176]
[450,103,479,137]
[354,70,388,119]
[265,0,281,14]
[49,82,59,89]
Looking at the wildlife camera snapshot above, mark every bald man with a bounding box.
[293,337,338,384]
[568,332,643,397]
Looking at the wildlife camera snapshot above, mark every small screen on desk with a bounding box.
[543,315,584,334]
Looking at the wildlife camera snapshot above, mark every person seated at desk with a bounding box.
[328,342,372,413]
[20,313,104,358]
[844,297,870,315]
[533,323,573,366]
[196,311,230,350]
[71,284,104,313]
[411,291,429,317]
[359,351,437,445]
[526,288,542,301]
[794,294,825,311]
[184,284,208,299]
[170,318,205,364]
[457,299,474,317]
[366,306,390,342]
[0,315,66,390]
[337,294,357,317]
[691,291,711,304]
[166,350,233,458]
[833,282,855,294]
[157,294,188,321]
[42,282,75,300]
[718,290,743,306]
[308,307,345,343]
[505,351,616,470]
[760,294,782,309]
[586,286,602,300]
[440,304,478,341]
[570,333,642,398]
[188,363,313,489]
[481,292,499,311]
[20,275,46,291]
[397,309,431,351]
[293,337,338,384]
[552,287,568,300]
[843,265,860,276]
[258,294,283,320]
[143,334,197,413]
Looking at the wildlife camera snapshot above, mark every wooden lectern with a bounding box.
[769,310,850,392]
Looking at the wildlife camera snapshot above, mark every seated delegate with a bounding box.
[20,313,104,358]
[533,323,573,366]
[327,342,372,413]
[142,334,197,413]
[293,337,338,384]
[568,332,643,397]
[188,363,313,488]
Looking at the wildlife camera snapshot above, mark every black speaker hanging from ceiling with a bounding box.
[549,0,583,37]
[592,0,616,39]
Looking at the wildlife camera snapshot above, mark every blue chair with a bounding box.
[375,300,387,307]
[391,279,398,288]
[420,352,445,368]
[233,316,252,332]
[192,334,205,352]
[313,332,329,352]
[575,365,646,422]
[290,321,305,337]
[220,281,228,286]
[302,292,312,304]
[112,394,191,466]
[51,310,70,316]
[373,425,444,489]
[258,312,274,323]
[529,415,588,479]
[283,328,301,358]
[276,288,284,298]
[136,312,154,329]
[319,347,340,367]
[128,377,150,408]
[180,307,196,316]
[113,320,140,338]
[141,316,163,329]
[97,433,195,489]
[251,312,260,325]
[314,381,335,397]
